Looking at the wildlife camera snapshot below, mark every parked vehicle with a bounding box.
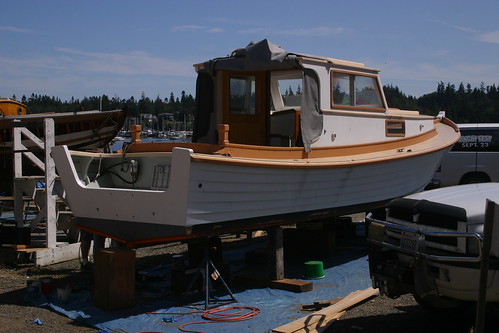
[430,123,499,188]
[367,183,499,310]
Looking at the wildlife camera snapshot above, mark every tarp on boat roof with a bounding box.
[202,39,301,74]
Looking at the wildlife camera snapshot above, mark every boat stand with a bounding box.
[184,248,237,309]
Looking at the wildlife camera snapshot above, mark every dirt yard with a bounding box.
[1,236,499,333]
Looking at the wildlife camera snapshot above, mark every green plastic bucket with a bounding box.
[303,260,325,279]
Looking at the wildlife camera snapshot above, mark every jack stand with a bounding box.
[185,248,236,309]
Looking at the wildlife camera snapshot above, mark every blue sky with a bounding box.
[1,0,499,102]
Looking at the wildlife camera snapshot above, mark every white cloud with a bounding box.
[53,48,195,77]
[435,20,499,45]
[0,26,35,34]
[171,25,224,33]
[0,48,199,100]
[434,20,479,34]
[476,30,499,44]
[207,27,225,33]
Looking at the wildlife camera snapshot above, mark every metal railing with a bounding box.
[366,215,483,263]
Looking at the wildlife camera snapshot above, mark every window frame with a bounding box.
[330,70,386,111]
[228,74,258,115]
[269,70,303,112]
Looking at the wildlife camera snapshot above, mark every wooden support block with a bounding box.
[269,278,313,293]
[272,287,379,333]
[93,247,136,310]
[268,226,284,280]
[235,273,313,293]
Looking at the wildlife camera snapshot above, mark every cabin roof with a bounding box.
[194,39,379,74]
[0,97,25,107]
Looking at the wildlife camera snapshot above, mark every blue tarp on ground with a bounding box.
[26,237,371,333]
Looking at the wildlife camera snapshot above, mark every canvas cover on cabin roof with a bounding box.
[200,39,372,74]
[202,39,301,74]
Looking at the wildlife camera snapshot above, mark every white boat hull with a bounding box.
[52,141,450,244]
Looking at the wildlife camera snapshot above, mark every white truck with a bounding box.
[367,183,499,310]
[429,123,499,188]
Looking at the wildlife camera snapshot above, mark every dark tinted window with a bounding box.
[452,128,499,152]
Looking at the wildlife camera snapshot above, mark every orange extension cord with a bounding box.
[142,306,261,333]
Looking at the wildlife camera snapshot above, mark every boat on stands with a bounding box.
[0,97,126,193]
[51,40,460,246]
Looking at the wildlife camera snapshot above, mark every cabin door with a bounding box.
[222,71,268,145]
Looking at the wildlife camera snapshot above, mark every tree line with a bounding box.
[10,81,499,124]
[12,91,195,123]
[384,82,499,123]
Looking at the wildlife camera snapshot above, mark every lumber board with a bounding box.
[272,287,379,333]
[293,311,345,333]
[301,298,342,311]
[34,242,82,266]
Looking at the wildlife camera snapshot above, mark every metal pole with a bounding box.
[475,199,496,333]
[205,251,209,310]
[209,260,236,302]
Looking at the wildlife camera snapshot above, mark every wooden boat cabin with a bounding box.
[192,39,425,152]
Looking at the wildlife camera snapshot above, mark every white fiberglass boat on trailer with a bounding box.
[51,40,460,246]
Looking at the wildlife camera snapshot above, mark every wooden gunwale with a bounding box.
[119,121,459,169]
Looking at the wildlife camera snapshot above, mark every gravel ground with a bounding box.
[2,236,499,333]
[0,241,188,333]
[329,294,499,333]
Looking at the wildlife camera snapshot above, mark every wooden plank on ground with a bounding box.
[34,242,82,266]
[272,287,379,333]
[293,311,345,333]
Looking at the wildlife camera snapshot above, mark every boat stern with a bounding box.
[51,145,194,244]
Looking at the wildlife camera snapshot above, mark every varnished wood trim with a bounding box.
[69,121,460,170]
[189,122,459,169]
[322,108,434,120]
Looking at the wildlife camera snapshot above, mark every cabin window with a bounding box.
[332,72,384,110]
[229,76,256,115]
[280,79,302,107]
[270,71,303,111]
[332,73,352,106]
